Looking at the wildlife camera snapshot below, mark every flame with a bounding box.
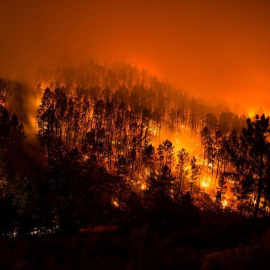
[202,182,207,188]
[222,199,228,208]
[112,200,119,207]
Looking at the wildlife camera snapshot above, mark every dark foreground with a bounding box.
[1,211,270,270]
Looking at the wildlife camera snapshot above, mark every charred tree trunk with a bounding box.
[254,154,264,220]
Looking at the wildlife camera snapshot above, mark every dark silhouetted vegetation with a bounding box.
[0,64,270,269]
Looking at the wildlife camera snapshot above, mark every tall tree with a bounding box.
[216,173,227,204]
[175,148,189,191]
[190,156,200,194]
[229,115,270,219]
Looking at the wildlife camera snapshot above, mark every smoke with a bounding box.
[4,80,44,169]
[6,81,39,136]
[0,0,270,115]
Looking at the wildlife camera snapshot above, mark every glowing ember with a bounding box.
[112,201,119,208]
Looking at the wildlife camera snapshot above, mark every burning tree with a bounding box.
[216,173,227,204]
[175,148,189,192]
[190,156,201,194]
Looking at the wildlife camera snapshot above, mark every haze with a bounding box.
[1,0,270,115]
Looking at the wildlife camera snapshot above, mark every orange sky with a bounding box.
[0,0,270,115]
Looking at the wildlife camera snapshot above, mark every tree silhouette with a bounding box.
[190,156,200,194]
[175,148,189,191]
[216,173,227,204]
[229,115,270,218]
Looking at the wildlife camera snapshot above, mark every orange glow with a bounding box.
[222,199,228,208]
[0,1,270,114]
[112,200,119,208]
[1,1,269,213]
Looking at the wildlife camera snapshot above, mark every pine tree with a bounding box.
[216,173,227,204]
[176,148,189,191]
[228,115,270,218]
[190,156,200,194]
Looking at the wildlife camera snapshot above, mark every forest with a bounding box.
[1,62,270,269]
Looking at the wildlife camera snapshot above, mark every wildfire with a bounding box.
[29,65,253,216]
